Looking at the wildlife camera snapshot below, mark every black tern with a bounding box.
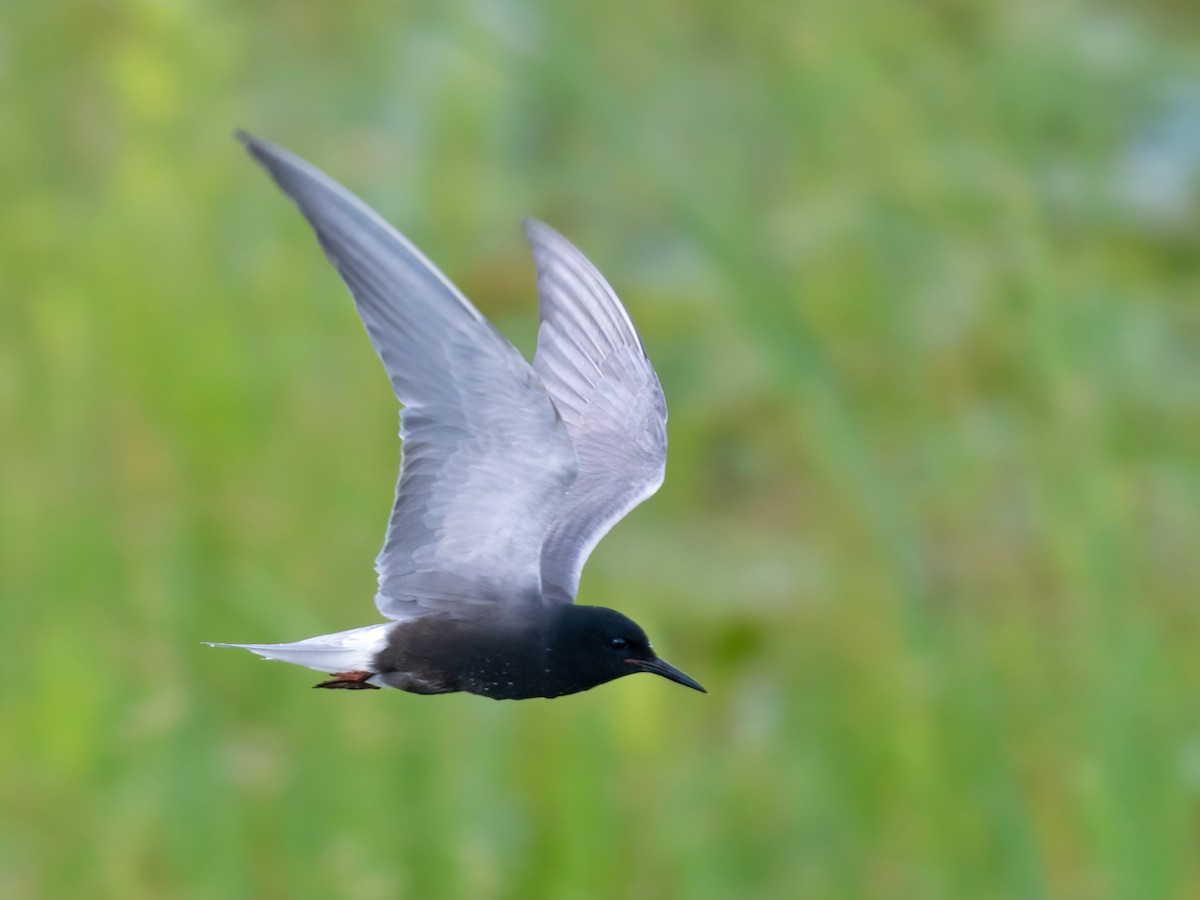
[208,133,705,700]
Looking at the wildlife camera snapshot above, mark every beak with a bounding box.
[627,656,707,693]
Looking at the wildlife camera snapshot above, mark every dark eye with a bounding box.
[609,637,629,650]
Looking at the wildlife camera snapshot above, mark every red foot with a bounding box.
[314,671,380,690]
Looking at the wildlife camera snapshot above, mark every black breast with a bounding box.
[372,608,561,700]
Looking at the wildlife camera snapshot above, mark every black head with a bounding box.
[552,605,706,696]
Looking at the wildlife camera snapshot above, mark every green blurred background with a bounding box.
[3,1,1199,897]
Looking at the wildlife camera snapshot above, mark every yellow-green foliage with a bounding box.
[2,2,1198,898]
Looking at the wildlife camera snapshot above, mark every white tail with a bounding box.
[205,623,393,674]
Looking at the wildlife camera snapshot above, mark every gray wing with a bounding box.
[525,221,667,604]
[240,134,578,618]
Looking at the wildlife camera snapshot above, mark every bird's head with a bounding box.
[556,605,706,694]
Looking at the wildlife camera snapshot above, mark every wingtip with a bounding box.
[526,217,573,242]
[233,131,324,204]
[233,129,272,161]
[234,129,278,168]
[521,217,550,241]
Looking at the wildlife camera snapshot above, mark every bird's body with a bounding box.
[208,133,704,700]
[368,605,661,699]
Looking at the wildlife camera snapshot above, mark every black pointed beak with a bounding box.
[627,657,707,693]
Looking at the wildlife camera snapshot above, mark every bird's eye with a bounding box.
[610,637,629,650]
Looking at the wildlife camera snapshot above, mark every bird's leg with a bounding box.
[313,671,381,690]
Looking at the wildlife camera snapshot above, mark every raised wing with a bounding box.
[240,134,577,618]
[525,221,667,603]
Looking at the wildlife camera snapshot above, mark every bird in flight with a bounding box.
[208,133,704,700]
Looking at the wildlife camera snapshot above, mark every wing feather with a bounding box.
[240,135,577,617]
[525,221,667,603]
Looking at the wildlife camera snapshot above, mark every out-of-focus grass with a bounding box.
[2,2,1199,898]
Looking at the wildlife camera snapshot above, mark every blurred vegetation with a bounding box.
[2,1,1199,898]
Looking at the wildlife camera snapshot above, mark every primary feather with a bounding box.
[526,221,667,603]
